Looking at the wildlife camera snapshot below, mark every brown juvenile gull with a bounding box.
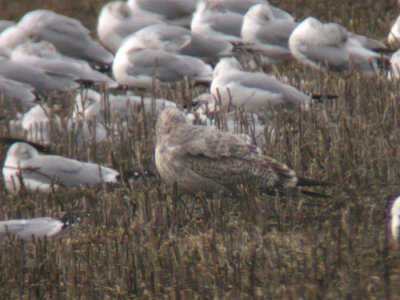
[155,106,323,195]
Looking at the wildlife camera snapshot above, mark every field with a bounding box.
[1,0,400,299]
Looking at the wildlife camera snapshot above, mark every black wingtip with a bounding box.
[298,188,331,198]
[311,94,339,103]
[297,177,332,187]
[0,137,55,154]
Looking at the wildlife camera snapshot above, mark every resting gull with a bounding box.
[0,217,66,239]
[3,142,119,193]
[210,57,310,112]
[155,106,325,195]
[127,0,197,27]
[125,23,233,60]
[288,17,381,74]
[11,41,116,87]
[97,1,162,53]
[18,10,114,65]
[113,37,213,88]
[191,0,244,43]
[241,4,298,63]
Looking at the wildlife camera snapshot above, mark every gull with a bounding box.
[241,4,298,64]
[218,0,294,19]
[125,23,233,60]
[0,76,36,105]
[210,57,310,112]
[73,89,176,122]
[17,10,114,65]
[388,195,400,241]
[0,217,66,239]
[191,1,244,43]
[9,104,60,145]
[0,55,79,95]
[155,106,325,195]
[388,16,400,48]
[11,41,116,87]
[113,38,213,88]
[0,20,15,33]
[288,17,381,74]
[3,142,119,193]
[128,0,198,27]
[97,1,162,53]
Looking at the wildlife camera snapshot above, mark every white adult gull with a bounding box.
[191,1,244,43]
[113,38,213,88]
[3,142,119,193]
[11,41,116,87]
[241,4,298,64]
[17,10,114,65]
[97,1,162,53]
[288,17,381,74]
[125,23,233,60]
[210,57,311,112]
[0,217,66,239]
[0,55,79,95]
[128,0,198,27]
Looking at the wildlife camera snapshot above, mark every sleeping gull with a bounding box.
[0,55,79,95]
[18,10,114,65]
[128,0,198,27]
[113,37,213,88]
[191,1,244,43]
[125,23,233,60]
[0,217,66,239]
[0,76,36,105]
[210,57,310,112]
[11,41,116,87]
[97,1,162,53]
[3,142,119,193]
[9,104,60,145]
[241,3,298,64]
[288,17,381,74]
[155,106,324,195]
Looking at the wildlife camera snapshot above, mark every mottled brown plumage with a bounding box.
[155,106,298,195]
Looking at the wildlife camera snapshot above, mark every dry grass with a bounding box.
[0,0,400,299]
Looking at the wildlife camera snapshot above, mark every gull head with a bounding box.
[12,40,58,58]
[103,1,133,20]
[388,195,400,241]
[213,57,242,77]
[7,142,39,161]
[156,106,190,141]
[245,4,274,22]
[0,26,31,53]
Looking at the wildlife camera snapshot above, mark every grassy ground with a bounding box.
[0,0,400,298]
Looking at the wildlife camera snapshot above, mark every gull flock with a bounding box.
[0,0,399,241]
